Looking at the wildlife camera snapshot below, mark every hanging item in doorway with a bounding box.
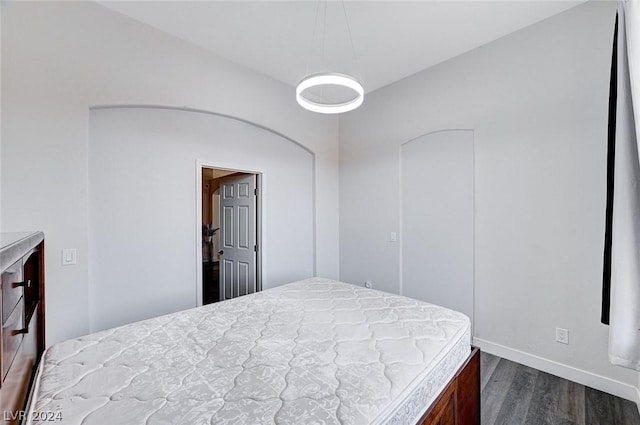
[202,224,219,262]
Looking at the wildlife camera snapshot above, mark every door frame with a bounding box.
[195,160,263,307]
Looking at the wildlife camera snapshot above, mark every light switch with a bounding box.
[390,232,398,242]
[62,249,77,266]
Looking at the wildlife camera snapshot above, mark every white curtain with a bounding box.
[609,0,640,371]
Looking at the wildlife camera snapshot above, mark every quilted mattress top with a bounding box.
[28,278,470,425]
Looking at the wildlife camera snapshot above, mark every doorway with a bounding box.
[201,167,262,305]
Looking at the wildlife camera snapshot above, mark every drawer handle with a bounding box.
[11,328,28,336]
[13,280,31,289]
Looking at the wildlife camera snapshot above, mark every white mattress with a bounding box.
[28,278,470,425]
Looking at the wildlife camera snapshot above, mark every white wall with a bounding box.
[1,2,339,344]
[339,1,639,399]
[0,2,3,232]
[401,130,474,320]
[89,107,314,331]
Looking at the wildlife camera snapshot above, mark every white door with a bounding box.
[219,174,257,300]
[401,130,474,320]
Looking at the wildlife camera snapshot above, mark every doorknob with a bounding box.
[218,250,223,255]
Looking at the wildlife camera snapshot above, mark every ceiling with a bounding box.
[99,1,584,94]
[202,168,238,180]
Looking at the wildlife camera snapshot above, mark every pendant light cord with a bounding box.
[304,0,360,83]
[321,0,328,102]
[304,0,322,79]
[322,0,327,71]
[341,1,361,81]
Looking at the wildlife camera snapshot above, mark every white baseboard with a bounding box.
[473,337,639,404]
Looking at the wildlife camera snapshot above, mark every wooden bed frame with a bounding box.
[418,347,480,425]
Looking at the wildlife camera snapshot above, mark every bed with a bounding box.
[26,278,479,425]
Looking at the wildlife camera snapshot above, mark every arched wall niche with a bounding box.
[88,106,316,332]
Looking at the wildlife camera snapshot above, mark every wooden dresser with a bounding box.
[0,232,45,423]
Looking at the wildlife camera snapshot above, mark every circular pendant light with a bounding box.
[297,1,364,114]
[296,73,364,114]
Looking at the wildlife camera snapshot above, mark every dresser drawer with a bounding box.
[22,305,39,370]
[1,340,32,425]
[0,305,39,424]
[1,262,24,324]
[2,301,24,379]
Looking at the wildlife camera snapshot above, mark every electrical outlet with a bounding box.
[364,280,372,289]
[555,328,569,344]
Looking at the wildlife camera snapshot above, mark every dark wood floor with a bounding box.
[481,352,640,425]
[203,261,220,305]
